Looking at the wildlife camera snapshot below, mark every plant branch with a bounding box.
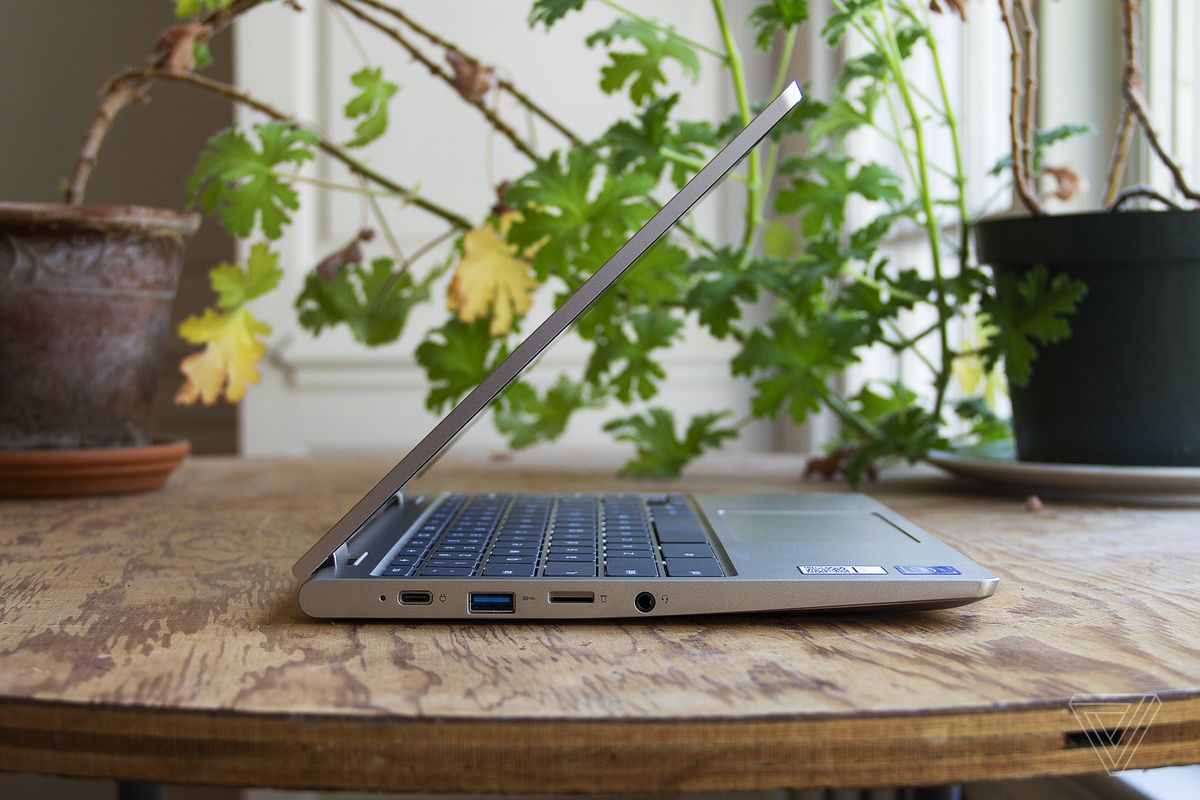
[64,0,270,204]
[348,0,584,145]
[1116,0,1200,203]
[711,0,760,251]
[1109,184,1187,211]
[1015,0,1038,196]
[332,0,539,161]
[1104,0,1141,206]
[104,67,471,229]
[998,0,1041,213]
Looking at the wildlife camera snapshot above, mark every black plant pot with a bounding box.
[975,210,1200,466]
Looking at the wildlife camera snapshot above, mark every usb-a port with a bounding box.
[469,592,515,614]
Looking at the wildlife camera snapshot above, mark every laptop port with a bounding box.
[399,590,432,605]
[634,592,656,613]
[548,591,594,604]
[469,592,515,613]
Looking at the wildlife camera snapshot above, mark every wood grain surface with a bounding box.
[0,452,1197,793]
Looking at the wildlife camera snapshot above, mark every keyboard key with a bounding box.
[546,552,594,562]
[492,547,541,557]
[489,555,538,565]
[389,556,419,566]
[383,565,413,576]
[426,559,477,568]
[661,544,714,559]
[483,564,536,577]
[607,548,653,559]
[665,557,723,577]
[605,558,659,577]
[542,563,597,577]
[653,513,707,543]
[418,567,474,577]
[548,545,595,555]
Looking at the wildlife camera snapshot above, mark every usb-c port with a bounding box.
[399,591,432,605]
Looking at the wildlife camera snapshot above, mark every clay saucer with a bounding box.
[0,438,190,497]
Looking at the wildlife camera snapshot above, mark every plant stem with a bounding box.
[104,68,471,230]
[331,0,540,161]
[711,0,760,251]
[812,382,882,441]
[873,1,951,419]
[757,28,799,239]
[661,147,751,183]
[923,14,972,300]
[348,0,584,145]
[599,0,728,60]
[275,170,412,198]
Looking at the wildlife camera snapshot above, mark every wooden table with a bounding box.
[0,452,1197,794]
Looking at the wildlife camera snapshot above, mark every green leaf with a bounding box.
[988,123,1093,176]
[585,19,700,106]
[174,0,231,19]
[584,310,683,402]
[415,319,503,412]
[732,315,866,425]
[506,148,655,281]
[748,0,809,50]
[842,403,947,486]
[188,121,317,239]
[600,94,717,186]
[953,397,1012,445]
[603,408,738,478]
[821,0,877,46]
[343,67,399,148]
[193,40,213,71]
[495,375,599,448]
[979,264,1088,386]
[685,248,783,338]
[295,257,430,346]
[209,243,282,309]
[528,0,587,29]
[776,154,902,236]
[808,82,882,142]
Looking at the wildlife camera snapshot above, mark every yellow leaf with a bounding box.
[174,307,271,405]
[953,317,1006,409]
[447,212,538,336]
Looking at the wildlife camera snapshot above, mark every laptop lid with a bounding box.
[293,81,803,579]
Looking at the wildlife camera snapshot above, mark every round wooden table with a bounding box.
[0,453,1196,793]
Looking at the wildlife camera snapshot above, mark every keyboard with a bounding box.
[379,493,725,579]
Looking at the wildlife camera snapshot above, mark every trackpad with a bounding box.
[719,511,918,544]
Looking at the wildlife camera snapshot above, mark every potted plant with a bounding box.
[974,0,1200,466]
[20,0,1092,491]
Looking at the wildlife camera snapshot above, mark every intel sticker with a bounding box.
[895,565,961,575]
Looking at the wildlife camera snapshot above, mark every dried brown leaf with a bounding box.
[929,0,968,21]
[1042,165,1084,201]
[313,228,374,280]
[446,50,496,104]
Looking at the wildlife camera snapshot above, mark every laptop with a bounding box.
[293,82,1000,619]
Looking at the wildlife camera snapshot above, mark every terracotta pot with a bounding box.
[0,202,201,449]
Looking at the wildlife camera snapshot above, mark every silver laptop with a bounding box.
[293,82,999,619]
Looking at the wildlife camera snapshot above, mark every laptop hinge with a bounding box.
[329,489,405,570]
